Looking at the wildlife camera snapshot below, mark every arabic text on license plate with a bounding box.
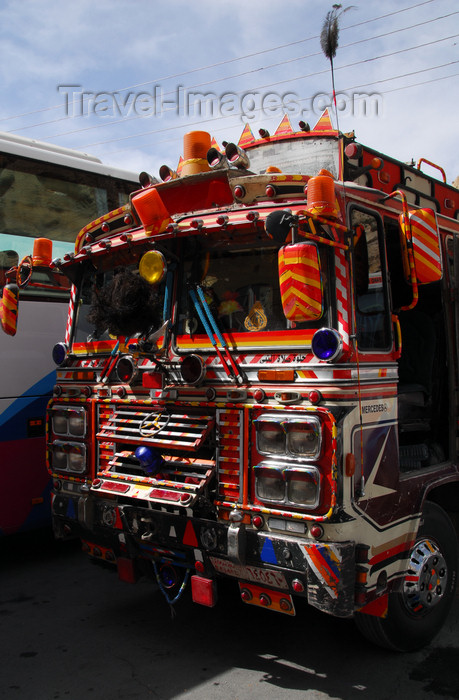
[210,557,288,589]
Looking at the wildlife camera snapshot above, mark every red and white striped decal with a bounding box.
[335,248,349,350]
[65,284,76,345]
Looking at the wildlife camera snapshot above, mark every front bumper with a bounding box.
[51,490,355,617]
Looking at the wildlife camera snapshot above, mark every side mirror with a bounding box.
[0,283,19,336]
[265,209,295,244]
[278,242,323,321]
[399,207,442,284]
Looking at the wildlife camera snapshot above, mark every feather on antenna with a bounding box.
[320,5,354,116]
[320,4,342,60]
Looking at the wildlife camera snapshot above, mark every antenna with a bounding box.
[320,4,354,131]
[321,6,364,482]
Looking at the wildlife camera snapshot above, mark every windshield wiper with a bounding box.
[188,285,245,384]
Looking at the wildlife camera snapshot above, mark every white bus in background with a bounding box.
[0,131,139,535]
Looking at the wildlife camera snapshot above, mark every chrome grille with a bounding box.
[95,404,216,507]
[97,405,214,451]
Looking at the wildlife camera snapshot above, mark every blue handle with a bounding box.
[196,285,227,348]
[163,270,173,320]
[188,288,216,346]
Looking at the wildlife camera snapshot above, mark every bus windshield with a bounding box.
[0,147,137,264]
[0,134,138,535]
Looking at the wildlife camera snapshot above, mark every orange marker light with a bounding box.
[258,369,295,382]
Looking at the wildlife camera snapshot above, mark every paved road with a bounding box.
[1,529,458,700]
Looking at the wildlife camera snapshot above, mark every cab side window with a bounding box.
[350,208,391,350]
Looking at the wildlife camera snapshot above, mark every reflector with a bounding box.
[191,575,217,607]
[117,558,139,584]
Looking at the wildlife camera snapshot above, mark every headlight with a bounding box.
[254,414,322,459]
[285,467,321,508]
[254,464,284,502]
[52,446,68,471]
[51,406,86,438]
[51,441,87,474]
[52,411,68,435]
[285,418,321,459]
[254,462,321,509]
[255,416,286,455]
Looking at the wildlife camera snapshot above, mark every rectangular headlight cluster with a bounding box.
[51,406,87,438]
[254,462,321,509]
[254,414,321,459]
[51,441,87,474]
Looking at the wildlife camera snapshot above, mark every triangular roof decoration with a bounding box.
[210,136,221,152]
[176,155,184,176]
[274,114,294,137]
[238,122,256,148]
[312,108,335,132]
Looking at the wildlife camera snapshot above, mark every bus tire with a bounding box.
[355,501,458,652]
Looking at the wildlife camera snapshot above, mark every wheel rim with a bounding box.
[402,538,448,614]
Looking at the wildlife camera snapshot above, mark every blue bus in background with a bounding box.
[0,131,138,534]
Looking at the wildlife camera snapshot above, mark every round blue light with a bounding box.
[52,342,68,366]
[134,445,165,475]
[311,328,342,361]
[159,564,178,589]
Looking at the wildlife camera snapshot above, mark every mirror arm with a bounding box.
[392,314,402,359]
[297,224,349,251]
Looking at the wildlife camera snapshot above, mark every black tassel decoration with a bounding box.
[320,5,354,110]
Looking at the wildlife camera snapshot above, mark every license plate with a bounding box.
[210,557,288,589]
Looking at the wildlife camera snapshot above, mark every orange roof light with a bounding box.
[32,238,52,267]
[181,131,211,176]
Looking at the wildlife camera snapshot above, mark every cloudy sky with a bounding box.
[0,0,457,184]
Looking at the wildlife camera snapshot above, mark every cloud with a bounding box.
[0,0,457,183]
